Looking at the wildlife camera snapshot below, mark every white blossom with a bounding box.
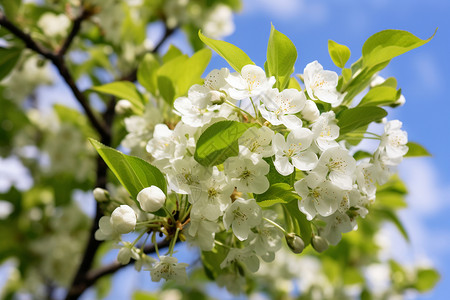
[313,147,356,190]
[259,88,306,129]
[202,4,235,39]
[223,198,262,241]
[226,65,275,100]
[150,256,189,284]
[110,205,137,234]
[272,128,318,175]
[295,173,345,220]
[37,13,70,37]
[311,111,340,151]
[220,247,260,272]
[137,186,166,212]
[238,126,274,158]
[223,156,270,194]
[378,120,408,166]
[303,61,339,105]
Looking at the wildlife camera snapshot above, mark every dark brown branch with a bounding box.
[84,239,171,289]
[57,9,91,57]
[0,12,110,139]
[0,13,54,60]
[121,26,177,82]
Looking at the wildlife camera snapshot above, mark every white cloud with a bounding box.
[413,54,443,93]
[380,158,450,268]
[243,0,328,24]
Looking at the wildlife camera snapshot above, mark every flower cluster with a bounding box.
[97,60,409,287]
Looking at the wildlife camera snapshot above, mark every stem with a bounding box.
[131,231,147,247]
[214,240,231,249]
[249,96,259,118]
[225,100,262,125]
[169,228,180,255]
[162,206,176,224]
[263,217,287,234]
[152,232,160,258]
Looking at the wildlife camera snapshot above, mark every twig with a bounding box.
[0,13,110,139]
[74,240,171,294]
[58,8,91,57]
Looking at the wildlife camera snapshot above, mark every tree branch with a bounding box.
[0,12,110,139]
[84,239,172,289]
[57,8,91,57]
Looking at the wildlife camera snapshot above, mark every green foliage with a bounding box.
[194,120,258,166]
[284,200,312,247]
[0,47,22,81]
[91,81,146,112]
[328,40,351,68]
[89,139,167,198]
[405,142,432,157]
[199,30,254,72]
[337,106,387,135]
[137,53,160,96]
[358,86,399,107]
[362,29,436,67]
[53,104,98,139]
[415,268,440,292]
[157,48,212,105]
[266,25,297,90]
[255,183,299,207]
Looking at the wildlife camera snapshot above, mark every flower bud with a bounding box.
[93,187,109,202]
[137,186,166,212]
[301,100,320,122]
[286,233,305,254]
[110,205,136,234]
[209,90,226,105]
[115,99,133,115]
[311,235,329,253]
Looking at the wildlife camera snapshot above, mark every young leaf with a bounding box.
[255,183,299,208]
[0,47,22,81]
[91,81,145,111]
[194,121,258,167]
[362,29,436,67]
[328,40,351,68]
[373,207,409,242]
[89,139,167,198]
[414,269,440,292]
[358,86,399,107]
[266,25,297,90]
[137,53,160,96]
[162,45,183,63]
[337,106,387,135]
[199,30,254,72]
[405,142,431,157]
[175,48,212,97]
[284,200,312,246]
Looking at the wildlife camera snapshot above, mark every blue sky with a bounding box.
[225,0,450,299]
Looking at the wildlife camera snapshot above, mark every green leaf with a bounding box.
[0,47,22,81]
[342,59,390,104]
[358,86,399,107]
[353,150,372,161]
[162,45,183,63]
[156,49,211,105]
[137,53,160,96]
[176,48,212,97]
[337,106,387,135]
[255,183,299,208]
[266,25,297,90]
[284,200,312,246]
[328,40,351,68]
[362,29,436,67]
[287,77,302,91]
[53,104,97,138]
[373,207,409,242]
[405,142,431,157]
[91,81,145,111]
[89,139,167,199]
[199,30,254,72]
[194,121,257,167]
[415,269,440,292]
